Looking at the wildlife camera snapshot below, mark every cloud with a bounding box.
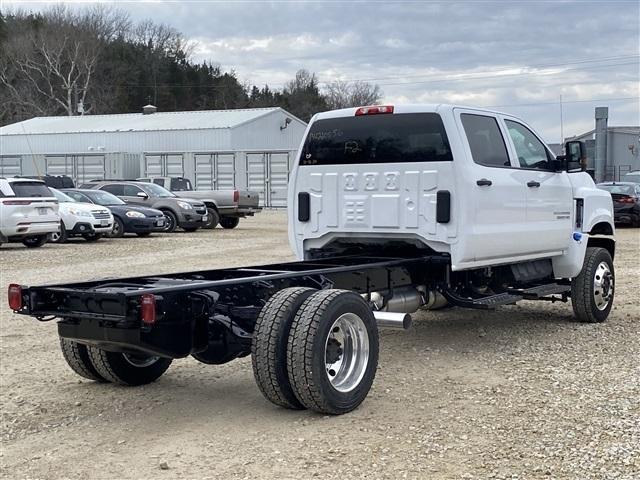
[4,0,639,140]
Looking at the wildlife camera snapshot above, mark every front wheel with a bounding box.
[22,235,49,248]
[571,247,615,323]
[162,210,178,233]
[287,289,379,415]
[219,217,240,229]
[87,347,172,385]
[108,217,125,238]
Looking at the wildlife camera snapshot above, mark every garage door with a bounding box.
[246,152,290,207]
[45,155,106,185]
[195,153,236,190]
[144,154,185,177]
[0,157,23,177]
[268,153,290,207]
[76,156,105,183]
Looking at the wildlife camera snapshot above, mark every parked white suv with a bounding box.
[49,188,113,243]
[0,177,60,248]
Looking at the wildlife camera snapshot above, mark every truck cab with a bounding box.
[289,104,614,279]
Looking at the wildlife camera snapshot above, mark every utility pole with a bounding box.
[559,94,564,150]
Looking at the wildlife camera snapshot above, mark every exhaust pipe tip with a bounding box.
[373,311,412,330]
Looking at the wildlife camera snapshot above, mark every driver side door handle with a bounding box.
[527,181,541,188]
[476,178,492,186]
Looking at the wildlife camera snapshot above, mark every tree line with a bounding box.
[0,5,382,126]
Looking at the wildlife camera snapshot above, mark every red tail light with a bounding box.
[233,190,239,203]
[2,200,32,205]
[355,105,394,116]
[140,294,156,325]
[8,284,23,310]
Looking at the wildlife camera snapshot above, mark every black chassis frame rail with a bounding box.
[15,254,449,359]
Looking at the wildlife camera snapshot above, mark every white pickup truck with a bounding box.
[10,104,615,416]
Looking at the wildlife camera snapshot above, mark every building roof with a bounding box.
[0,107,298,136]
[567,126,640,141]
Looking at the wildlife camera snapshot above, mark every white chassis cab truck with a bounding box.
[9,104,615,415]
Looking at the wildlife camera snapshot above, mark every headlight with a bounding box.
[67,208,92,217]
[177,201,193,210]
[126,210,145,218]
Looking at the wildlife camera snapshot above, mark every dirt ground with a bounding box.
[1,210,638,480]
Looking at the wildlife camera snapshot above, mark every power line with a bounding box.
[111,57,639,89]
[323,54,640,85]
[482,96,640,109]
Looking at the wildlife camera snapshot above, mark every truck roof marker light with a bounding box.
[140,294,156,325]
[8,284,23,311]
[355,105,394,116]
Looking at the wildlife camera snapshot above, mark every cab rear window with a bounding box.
[301,113,453,165]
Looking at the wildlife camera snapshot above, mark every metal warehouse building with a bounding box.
[0,107,307,207]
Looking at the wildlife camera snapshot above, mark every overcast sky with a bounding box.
[3,0,639,142]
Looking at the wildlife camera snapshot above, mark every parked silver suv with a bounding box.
[80,180,207,232]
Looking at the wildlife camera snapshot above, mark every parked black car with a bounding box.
[596,182,640,227]
[62,189,166,237]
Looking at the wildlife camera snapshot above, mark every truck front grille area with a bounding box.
[194,207,206,215]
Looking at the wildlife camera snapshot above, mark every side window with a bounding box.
[153,179,164,186]
[66,191,89,202]
[101,184,124,196]
[505,120,552,170]
[461,114,511,167]
[123,185,143,196]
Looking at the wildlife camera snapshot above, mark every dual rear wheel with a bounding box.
[59,338,172,386]
[251,288,379,415]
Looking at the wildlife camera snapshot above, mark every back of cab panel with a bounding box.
[288,106,460,259]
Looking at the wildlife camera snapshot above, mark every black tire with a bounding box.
[202,208,220,229]
[287,289,379,415]
[87,346,172,386]
[60,338,109,382]
[22,234,49,248]
[183,227,199,233]
[571,247,615,323]
[251,287,316,410]
[219,217,240,229]
[50,223,67,244]
[136,232,151,237]
[162,210,178,233]
[82,233,103,242]
[108,217,125,238]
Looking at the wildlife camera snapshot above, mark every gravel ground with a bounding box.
[0,210,638,480]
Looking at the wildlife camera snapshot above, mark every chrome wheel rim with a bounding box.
[593,261,613,311]
[122,353,159,368]
[50,232,60,242]
[112,221,121,236]
[324,313,370,393]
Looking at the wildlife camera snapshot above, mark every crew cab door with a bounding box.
[501,118,573,253]
[454,110,531,264]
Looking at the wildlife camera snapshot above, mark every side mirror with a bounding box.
[136,191,149,199]
[563,140,586,172]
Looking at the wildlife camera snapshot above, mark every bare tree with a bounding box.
[325,80,382,110]
[0,5,129,118]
